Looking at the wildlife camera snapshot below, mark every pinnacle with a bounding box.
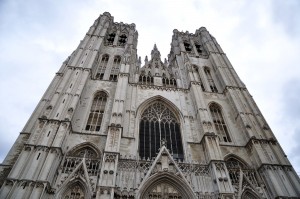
[151,43,161,59]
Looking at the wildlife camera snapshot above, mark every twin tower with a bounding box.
[0,12,299,199]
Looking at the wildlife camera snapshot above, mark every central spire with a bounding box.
[151,44,161,59]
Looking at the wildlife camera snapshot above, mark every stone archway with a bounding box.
[61,181,86,199]
[144,182,182,199]
[241,189,261,199]
[138,173,196,199]
[57,180,91,199]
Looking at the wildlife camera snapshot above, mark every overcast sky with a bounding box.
[0,0,300,173]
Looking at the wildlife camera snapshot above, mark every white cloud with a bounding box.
[0,0,300,173]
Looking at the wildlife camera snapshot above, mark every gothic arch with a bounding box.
[85,91,109,132]
[208,102,232,142]
[118,29,128,47]
[224,154,251,168]
[67,142,102,159]
[57,179,91,199]
[136,95,183,121]
[204,66,218,93]
[136,96,185,161]
[92,89,109,97]
[225,154,260,197]
[241,188,261,199]
[95,54,110,80]
[137,173,196,199]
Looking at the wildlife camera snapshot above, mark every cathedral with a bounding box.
[1,12,300,199]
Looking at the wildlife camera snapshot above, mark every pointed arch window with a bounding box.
[62,146,101,175]
[62,183,85,199]
[139,72,154,85]
[96,54,109,80]
[109,56,121,81]
[209,103,231,142]
[85,92,107,132]
[195,43,203,54]
[139,101,184,161]
[106,32,116,46]
[144,182,183,198]
[118,34,127,47]
[225,157,258,188]
[193,66,205,91]
[162,74,168,86]
[183,41,192,53]
[162,74,177,88]
[204,68,218,93]
[242,191,260,199]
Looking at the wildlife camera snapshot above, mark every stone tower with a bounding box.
[0,12,299,199]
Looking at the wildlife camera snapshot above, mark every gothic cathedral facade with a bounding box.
[0,12,300,199]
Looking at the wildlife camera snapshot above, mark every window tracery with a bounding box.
[204,68,218,93]
[139,73,154,85]
[118,34,127,47]
[139,101,184,160]
[85,92,107,132]
[71,147,98,158]
[209,103,231,142]
[162,74,177,88]
[242,191,260,199]
[96,54,109,80]
[193,66,205,91]
[143,182,182,199]
[62,146,101,175]
[183,41,192,53]
[109,56,121,81]
[106,32,116,46]
[194,43,203,54]
[225,157,258,187]
[62,183,85,199]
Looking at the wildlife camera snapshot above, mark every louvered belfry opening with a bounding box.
[139,101,184,161]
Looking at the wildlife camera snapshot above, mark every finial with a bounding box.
[161,139,167,147]
[145,56,148,64]
[151,44,161,59]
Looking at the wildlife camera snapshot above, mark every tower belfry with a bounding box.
[0,12,299,199]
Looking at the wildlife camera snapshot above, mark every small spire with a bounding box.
[145,56,148,64]
[164,58,168,65]
[138,56,141,64]
[151,43,161,59]
[161,139,167,147]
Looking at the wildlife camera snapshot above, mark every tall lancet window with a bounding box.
[183,41,192,53]
[106,32,116,46]
[162,74,177,88]
[62,183,85,199]
[139,101,184,161]
[118,34,127,46]
[96,54,109,80]
[139,72,154,85]
[85,92,107,132]
[209,103,231,142]
[204,67,218,93]
[194,66,205,91]
[109,56,121,81]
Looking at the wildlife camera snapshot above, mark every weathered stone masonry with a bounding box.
[1,12,300,199]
